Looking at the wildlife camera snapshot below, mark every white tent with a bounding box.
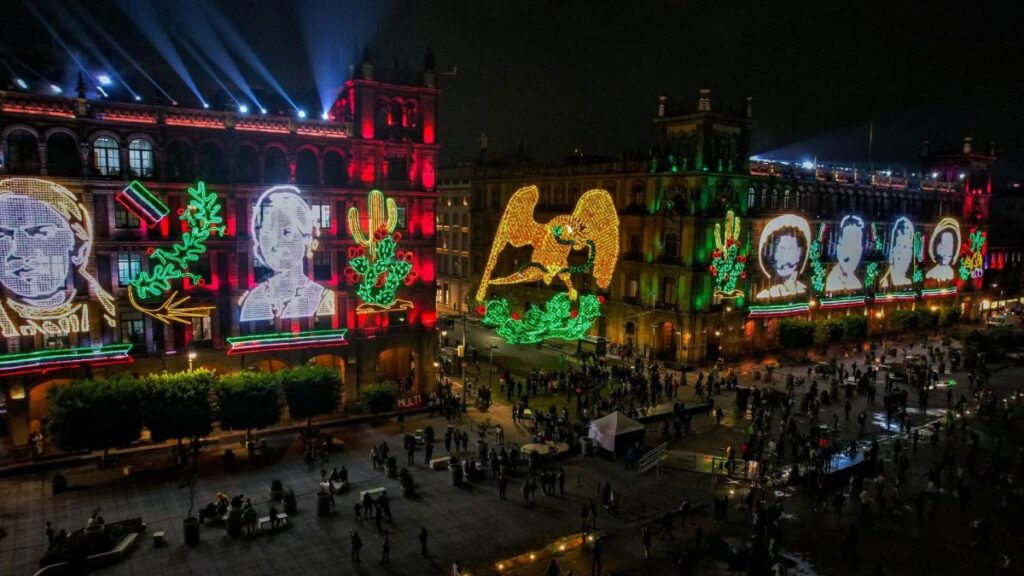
[588,411,645,453]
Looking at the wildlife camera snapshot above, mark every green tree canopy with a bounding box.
[282,365,342,425]
[47,377,143,458]
[139,369,215,445]
[215,371,281,432]
[778,319,815,352]
[359,381,399,415]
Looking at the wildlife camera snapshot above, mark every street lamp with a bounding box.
[487,344,498,390]
[187,350,197,372]
[432,361,440,393]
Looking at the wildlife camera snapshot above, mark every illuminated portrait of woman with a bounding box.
[879,217,914,290]
[0,178,115,338]
[925,217,961,282]
[239,186,334,322]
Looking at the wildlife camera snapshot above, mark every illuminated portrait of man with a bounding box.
[239,186,334,322]
[925,217,961,282]
[879,217,914,290]
[755,214,810,299]
[0,178,115,338]
[825,215,865,292]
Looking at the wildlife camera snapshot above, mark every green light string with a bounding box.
[958,229,986,281]
[347,232,414,308]
[710,241,747,297]
[809,223,827,294]
[481,293,603,344]
[129,181,224,299]
[518,225,596,276]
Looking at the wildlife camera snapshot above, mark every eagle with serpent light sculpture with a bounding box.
[476,185,620,301]
[475,185,620,344]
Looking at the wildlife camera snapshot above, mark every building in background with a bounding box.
[441,90,996,365]
[0,54,440,454]
[435,174,471,315]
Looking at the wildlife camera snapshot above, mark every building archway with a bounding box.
[310,354,347,406]
[28,379,73,436]
[655,322,675,360]
[375,346,415,393]
[253,358,290,373]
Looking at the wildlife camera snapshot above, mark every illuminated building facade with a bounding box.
[435,176,471,314]
[0,56,439,454]
[445,90,994,365]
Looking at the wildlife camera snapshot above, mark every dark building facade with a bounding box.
[442,90,995,365]
[0,56,440,456]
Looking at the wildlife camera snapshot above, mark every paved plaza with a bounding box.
[1,332,1022,575]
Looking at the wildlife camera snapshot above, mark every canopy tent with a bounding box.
[588,411,645,453]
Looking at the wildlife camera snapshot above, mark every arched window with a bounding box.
[295,149,319,185]
[263,147,288,183]
[403,100,418,127]
[198,143,226,183]
[128,139,154,178]
[93,136,120,176]
[323,151,348,186]
[375,100,390,138]
[46,132,79,176]
[664,233,680,259]
[166,141,194,182]
[391,100,404,128]
[236,146,259,183]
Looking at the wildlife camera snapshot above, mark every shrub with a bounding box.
[215,371,282,433]
[360,381,399,415]
[838,314,868,342]
[282,365,342,425]
[47,377,142,459]
[814,318,845,346]
[778,319,815,352]
[139,369,215,446]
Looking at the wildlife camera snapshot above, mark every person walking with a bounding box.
[425,441,434,464]
[642,525,652,559]
[452,560,464,575]
[546,558,561,576]
[557,468,567,496]
[591,536,604,576]
[418,526,429,557]
[379,530,390,565]
[350,530,362,563]
[498,473,508,500]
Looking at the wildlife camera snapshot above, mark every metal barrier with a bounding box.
[637,443,667,476]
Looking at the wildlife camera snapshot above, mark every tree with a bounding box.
[778,319,815,356]
[814,319,845,347]
[215,372,281,434]
[359,382,399,416]
[838,315,868,342]
[139,369,215,449]
[282,365,342,426]
[47,377,143,461]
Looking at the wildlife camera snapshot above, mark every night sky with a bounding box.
[3,0,1023,178]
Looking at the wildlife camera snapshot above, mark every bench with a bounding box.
[258,513,289,532]
[152,531,166,547]
[429,456,452,470]
[359,487,386,501]
[87,532,139,565]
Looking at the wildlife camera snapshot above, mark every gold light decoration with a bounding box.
[476,186,619,302]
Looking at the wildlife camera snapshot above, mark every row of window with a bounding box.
[747,186,961,218]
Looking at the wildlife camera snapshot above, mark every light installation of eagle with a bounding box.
[345,189,416,314]
[475,186,619,344]
[0,178,130,376]
[126,181,224,324]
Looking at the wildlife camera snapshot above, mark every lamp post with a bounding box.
[433,361,440,394]
[187,350,197,372]
[487,344,498,390]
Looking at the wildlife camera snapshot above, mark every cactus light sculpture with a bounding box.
[345,190,416,314]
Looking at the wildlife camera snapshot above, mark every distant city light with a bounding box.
[297,109,307,119]
[50,84,62,94]
[931,172,938,179]
[15,78,28,89]
[321,111,329,120]
[238,104,249,114]
[801,160,815,170]
[134,95,142,102]
[260,108,268,115]
[96,85,109,97]
[203,102,210,109]
[98,74,113,86]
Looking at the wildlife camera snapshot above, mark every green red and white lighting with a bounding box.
[0,345,133,377]
[226,329,348,355]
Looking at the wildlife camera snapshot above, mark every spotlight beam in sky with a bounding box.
[197,1,299,112]
[114,0,205,106]
[21,0,95,85]
[165,0,264,113]
[172,30,242,108]
[43,0,140,100]
[65,0,175,104]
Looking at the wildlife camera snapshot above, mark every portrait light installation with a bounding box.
[239,186,334,322]
[709,210,747,299]
[0,178,129,375]
[824,215,865,293]
[925,217,961,283]
[231,186,340,355]
[346,189,415,314]
[127,181,222,324]
[476,186,619,344]
[749,214,810,318]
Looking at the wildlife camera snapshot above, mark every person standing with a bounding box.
[546,558,561,576]
[452,560,463,575]
[498,473,508,500]
[557,468,566,496]
[591,536,604,576]
[379,530,390,565]
[425,441,434,464]
[418,526,429,557]
[642,525,651,559]
[350,530,362,563]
